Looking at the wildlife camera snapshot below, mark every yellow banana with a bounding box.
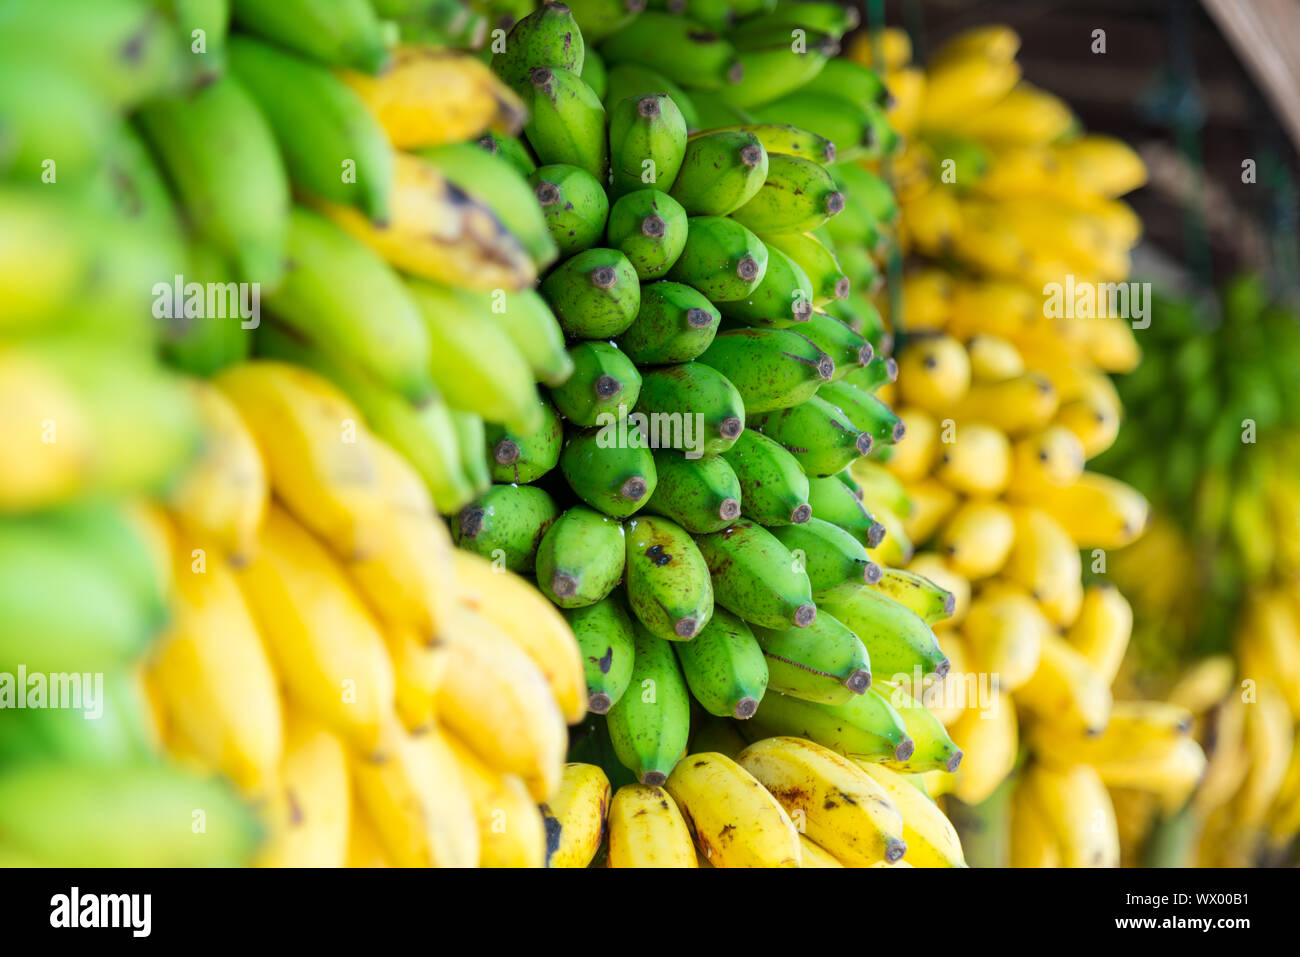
[1016,631,1113,735]
[930,25,1020,66]
[948,690,1017,805]
[1033,472,1149,549]
[887,406,940,482]
[856,761,965,867]
[384,626,447,732]
[1065,583,1132,685]
[346,806,395,867]
[446,732,546,868]
[1053,134,1147,197]
[901,476,958,544]
[884,67,925,139]
[606,783,697,868]
[1023,763,1119,867]
[937,500,1015,580]
[920,53,1021,131]
[946,277,1037,341]
[965,333,1026,382]
[900,186,961,257]
[847,27,912,72]
[539,763,610,868]
[1002,507,1083,627]
[934,422,1011,497]
[961,580,1049,692]
[1005,425,1085,499]
[1236,589,1300,718]
[949,82,1075,146]
[950,373,1059,437]
[1009,777,1060,867]
[899,268,954,331]
[1168,655,1235,715]
[257,710,350,868]
[896,333,970,414]
[798,833,845,867]
[1233,684,1294,829]
[1194,693,1250,816]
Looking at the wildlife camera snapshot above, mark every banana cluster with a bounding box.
[859,24,1210,866]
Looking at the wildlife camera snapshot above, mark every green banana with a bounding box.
[549,341,642,427]
[674,608,769,719]
[172,0,231,85]
[605,189,688,279]
[843,354,898,395]
[644,450,743,533]
[665,216,769,302]
[750,612,872,705]
[264,207,433,403]
[646,0,735,31]
[866,568,955,627]
[721,42,832,110]
[686,88,756,130]
[624,515,715,640]
[749,395,871,477]
[539,247,641,339]
[600,12,743,90]
[535,505,626,607]
[519,66,608,180]
[705,123,837,165]
[668,131,768,216]
[872,683,963,774]
[563,594,637,714]
[560,427,658,517]
[607,93,688,197]
[720,429,811,526]
[732,153,845,235]
[793,311,872,381]
[565,0,644,44]
[528,163,609,258]
[582,46,607,99]
[826,289,889,350]
[450,409,492,496]
[762,230,848,305]
[819,380,907,445]
[800,57,891,109]
[851,460,911,517]
[603,63,701,131]
[751,91,875,163]
[161,243,252,376]
[407,281,543,433]
[728,2,859,43]
[230,0,387,71]
[491,1,585,89]
[716,243,814,327]
[419,141,558,269]
[634,364,746,456]
[486,396,564,484]
[606,618,692,785]
[696,328,833,413]
[136,73,290,288]
[477,131,538,176]
[831,162,897,226]
[616,281,721,364]
[815,587,948,682]
[834,241,880,294]
[771,517,880,597]
[694,521,816,629]
[481,287,573,388]
[749,688,911,763]
[0,669,154,767]
[452,483,560,573]
[806,475,885,549]
[227,35,391,223]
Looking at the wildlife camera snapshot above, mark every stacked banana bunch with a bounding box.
[1,0,594,867]
[853,24,1211,866]
[434,1,974,866]
[1097,278,1300,866]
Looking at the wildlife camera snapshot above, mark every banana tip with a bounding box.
[688,307,715,328]
[894,737,915,762]
[589,692,612,714]
[932,657,951,679]
[791,504,812,524]
[736,256,761,281]
[845,670,871,694]
[733,697,759,720]
[641,770,668,787]
[595,375,622,399]
[719,498,741,521]
[636,95,662,118]
[620,476,648,501]
[551,572,579,598]
[834,276,851,300]
[493,439,520,465]
[827,192,846,217]
[946,750,964,773]
[641,214,667,238]
[859,342,874,365]
[793,603,817,628]
[674,617,700,639]
[719,416,743,440]
[863,561,883,585]
[891,420,907,442]
[816,355,835,380]
[855,432,874,455]
[866,523,887,548]
[885,839,907,864]
[942,592,956,615]
[458,508,485,538]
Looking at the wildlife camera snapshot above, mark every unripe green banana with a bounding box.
[227,36,391,224]
[666,216,769,302]
[728,2,860,44]
[603,63,701,131]
[697,328,833,413]
[686,88,755,131]
[866,568,955,627]
[582,46,608,98]
[771,517,880,598]
[560,427,658,517]
[695,521,816,630]
[674,608,769,719]
[833,240,880,294]
[647,0,736,31]
[716,243,815,326]
[450,409,492,496]
[563,594,637,714]
[452,483,560,573]
[605,189,688,279]
[549,341,642,427]
[831,162,897,225]
[231,0,388,71]
[608,93,688,197]
[750,612,872,705]
[749,395,870,477]
[635,364,746,456]
[720,429,811,526]
[843,354,898,395]
[751,91,876,163]
[643,450,742,533]
[826,289,889,350]
[600,12,743,91]
[490,287,575,388]
[762,230,849,305]
[519,66,608,179]
[528,163,609,258]
[706,123,837,165]
[749,688,911,764]
[815,587,948,682]
[731,153,845,236]
[477,131,538,177]
[794,311,872,381]
[800,58,891,108]
[871,683,963,773]
[540,247,641,339]
[624,515,714,640]
[0,669,154,768]
[566,0,644,44]
[491,1,585,89]
[606,620,693,787]
[534,505,626,608]
[668,131,768,216]
[818,380,906,446]
[486,396,564,484]
[806,475,885,549]
[722,42,832,110]
[616,281,721,364]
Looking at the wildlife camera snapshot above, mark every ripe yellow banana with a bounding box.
[900,477,958,549]
[961,581,1049,692]
[937,500,1015,580]
[1236,589,1300,717]
[346,806,395,868]
[1053,134,1147,198]
[934,422,1012,497]
[920,53,1021,131]
[857,761,965,867]
[896,334,970,413]
[384,625,447,732]
[1009,777,1060,867]
[1015,631,1113,735]
[1233,684,1294,829]
[798,833,845,867]
[1002,507,1083,627]
[1065,583,1132,685]
[949,82,1075,146]
[348,508,455,649]
[1023,763,1119,867]
[965,333,1026,382]
[539,762,610,869]
[1033,472,1149,549]
[1005,425,1085,498]
[1194,694,1250,816]
[1168,656,1235,715]
[951,373,1059,437]
[607,783,697,868]
[446,732,546,868]
[257,710,350,868]
[887,406,940,481]
[948,690,1017,805]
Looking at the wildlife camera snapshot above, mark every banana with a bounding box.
[960,582,1049,692]
[749,395,872,478]
[750,92,878,164]
[934,422,1012,497]
[715,243,815,327]
[452,484,559,573]
[667,215,770,302]
[491,1,585,89]
[895,334,971,413]
[857,762,966,867]
[1237,590,1300,717]
[937,500,1015,581]
[731,153,844,235]
[819,380,906,446]
[806,475,885,549]
[695,521,817,630]
[750,687,911,763]
[1235,683,1294,828]
[230,0,386,70]
[560,428,658,518]
[624,515,715,640]
[603,63,701,130]
[872,683,962,773]
[1016,631,1113,735]
[136,73,289,287]
[539,762,610,867]
[617,281,721,365]
[634,363,747,455]
[1033,472,1149,549]
[437,601,569,800]
[792,311,872,380]
[486,398,564,484]
[606,188,690,279]
[1002,507,1083,627]
[1054,134,1147,197]
[606,620,693,785]
[666,131,769,216]
[1030,700,1194,766]
[947,690,1017,805]
[867,568,955,627]
[761,230,848,305]
[1167,655,1235,716]
[600,12,743,90]
[541,246,642,338]
[607,783,698,867]
[534,505,626,607]
[1022,763,1119,868]
[951,373,1059,437]
[383,625,446,731]
[817,585,948,681]
[1010,777,1060,867]
[750,612,872,705]
[489,287,575,388]
[774,518,879,595]
[698,328,833,414]
[1005,425,1086,498]
[519,66,608,179]
[1062,582,1131,686]
[674,608,768,719]
[256,710,350,868]
[706,123,837,165]
[445,733,546,867]
[908,553,971,627]
[564,595,637,715]
[608,93,689,197]
[723,40,833,109]
[644,450,742,533]
[717,431,808,526]
[529,163,610,258]
[549,341,642,427]
[666,751,802,867]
